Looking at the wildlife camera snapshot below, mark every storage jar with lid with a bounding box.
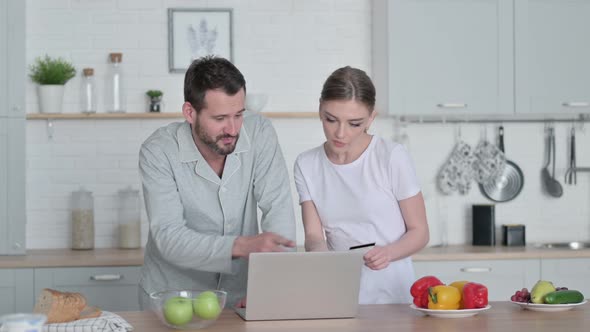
[105,52,126,113]
[80,68,97,113]
[117,187,141,249]
[71,187,94,250]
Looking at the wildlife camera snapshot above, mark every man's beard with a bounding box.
[193,119,239,156]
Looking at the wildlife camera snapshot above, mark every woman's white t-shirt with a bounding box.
[294,136,421,304]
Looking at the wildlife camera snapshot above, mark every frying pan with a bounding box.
[480,126,524,202]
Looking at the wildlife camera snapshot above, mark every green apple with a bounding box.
[193,291,221,320]
[163,296,193,326]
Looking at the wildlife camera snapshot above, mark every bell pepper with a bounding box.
[462,282,488,309]
[449,280,469,293]
[449,280,469,308]
[410,276,443,308]
[428,285,461,310]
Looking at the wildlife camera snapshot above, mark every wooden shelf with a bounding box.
[26,112,182,119]
[26,112,318,120]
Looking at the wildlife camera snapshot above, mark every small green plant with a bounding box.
[146,90,163,99]
[147,90,163,112]
[29,55,76,85]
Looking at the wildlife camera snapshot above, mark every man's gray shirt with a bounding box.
[138,111,296,306]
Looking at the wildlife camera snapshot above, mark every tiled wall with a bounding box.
[25,0,372,248]
[25,0,590,249]
[26,0,370,115]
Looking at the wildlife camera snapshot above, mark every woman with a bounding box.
[294,66,429,304]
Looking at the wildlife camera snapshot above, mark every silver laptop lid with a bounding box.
[240,250,364,321]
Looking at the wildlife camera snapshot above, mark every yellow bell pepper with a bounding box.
[449,280,469,309]
[449,280,469,293]
[428,285,461,310]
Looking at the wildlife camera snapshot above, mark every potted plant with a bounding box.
[29,55,76,113]
[146,90,163,112]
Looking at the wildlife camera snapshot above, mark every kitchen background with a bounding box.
[23,0,590,249]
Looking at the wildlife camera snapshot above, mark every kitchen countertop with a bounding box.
[0,248,144,268]
[118,302,590,332]
[1,245,590,268]
[414,244,590,260]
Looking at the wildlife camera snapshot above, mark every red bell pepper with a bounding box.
[410,276,444,308]
[462,282,488,309]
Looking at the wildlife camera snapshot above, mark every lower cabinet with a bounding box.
[34,266,142,312]
[413,259,540,301]
[0,269,34,315]
[540,258,590,298]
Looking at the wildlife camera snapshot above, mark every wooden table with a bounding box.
[118,301,590,331]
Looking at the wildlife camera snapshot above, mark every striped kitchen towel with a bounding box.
[42,311,133,332]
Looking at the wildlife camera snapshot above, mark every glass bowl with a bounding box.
[0,313,47,332]
[149,290,227,330]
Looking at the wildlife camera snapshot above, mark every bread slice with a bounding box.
[33,288,100,324]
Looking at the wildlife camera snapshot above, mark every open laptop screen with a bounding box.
[236,250,364,321]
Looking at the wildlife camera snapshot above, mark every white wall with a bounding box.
[24,0,590,249]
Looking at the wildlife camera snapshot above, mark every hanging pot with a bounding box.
[479,126,524,202]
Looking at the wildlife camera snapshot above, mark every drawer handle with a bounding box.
[436,103,467,109]
[562,102,590,108]
[90,274,123,281]
[460,267,492,273]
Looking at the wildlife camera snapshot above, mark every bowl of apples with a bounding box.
[149,289,227,330]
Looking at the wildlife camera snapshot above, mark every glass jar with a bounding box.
[80,68,97,113]
[117,187,141,249]
[105,52,126,113]
[71,188,94,250]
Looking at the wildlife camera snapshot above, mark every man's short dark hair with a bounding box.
[184,56,246,112]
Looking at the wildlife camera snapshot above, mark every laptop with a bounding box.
[235,250,364,321]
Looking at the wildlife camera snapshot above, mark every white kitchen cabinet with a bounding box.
[413,259,540,301]
[0,269,35,315]
[0,0,26,255]
[0,118,27,255]
[34,266,142,312]
[540,258,590,298]
[515,0,590,114]
[373,0,590,117]
[0,1,5,118]
[372,0,514,116]
[0,0,25,119]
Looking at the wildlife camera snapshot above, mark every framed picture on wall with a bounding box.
[167,8,233,73]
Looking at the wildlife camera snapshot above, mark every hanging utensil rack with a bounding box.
[391,114,590,187]
[393,113,590,124]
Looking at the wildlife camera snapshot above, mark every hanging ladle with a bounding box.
[542,127,563,197]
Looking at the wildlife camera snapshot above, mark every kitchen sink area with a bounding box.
[533,242,590,250]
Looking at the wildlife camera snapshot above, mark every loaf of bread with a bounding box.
[33,288,102,323]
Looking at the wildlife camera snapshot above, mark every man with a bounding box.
[138,56,296,308]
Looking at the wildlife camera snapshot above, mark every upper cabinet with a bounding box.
[0,0,25,118]
[372,0,514,116]
[515,0,590,114]
[373,0,590,116]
